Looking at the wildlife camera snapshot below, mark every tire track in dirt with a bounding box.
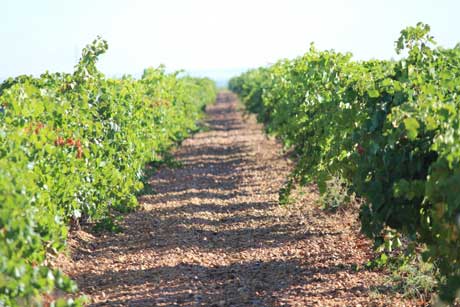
[59,92,413,306]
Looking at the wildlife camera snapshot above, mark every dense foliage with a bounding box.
[0,38,216,306]
[229,23,460,302]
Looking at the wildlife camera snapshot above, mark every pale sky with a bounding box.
[1,0,459,82]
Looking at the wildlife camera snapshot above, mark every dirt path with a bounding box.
[60,92,412,306]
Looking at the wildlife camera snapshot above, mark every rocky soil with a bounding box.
[57,92,415,306]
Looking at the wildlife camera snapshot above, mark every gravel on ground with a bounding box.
[56,92,416,306]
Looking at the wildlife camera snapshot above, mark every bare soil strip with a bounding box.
[59,92,413,306]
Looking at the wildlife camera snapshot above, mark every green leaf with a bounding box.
[367,89,380,98]
[403,117,420,140]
